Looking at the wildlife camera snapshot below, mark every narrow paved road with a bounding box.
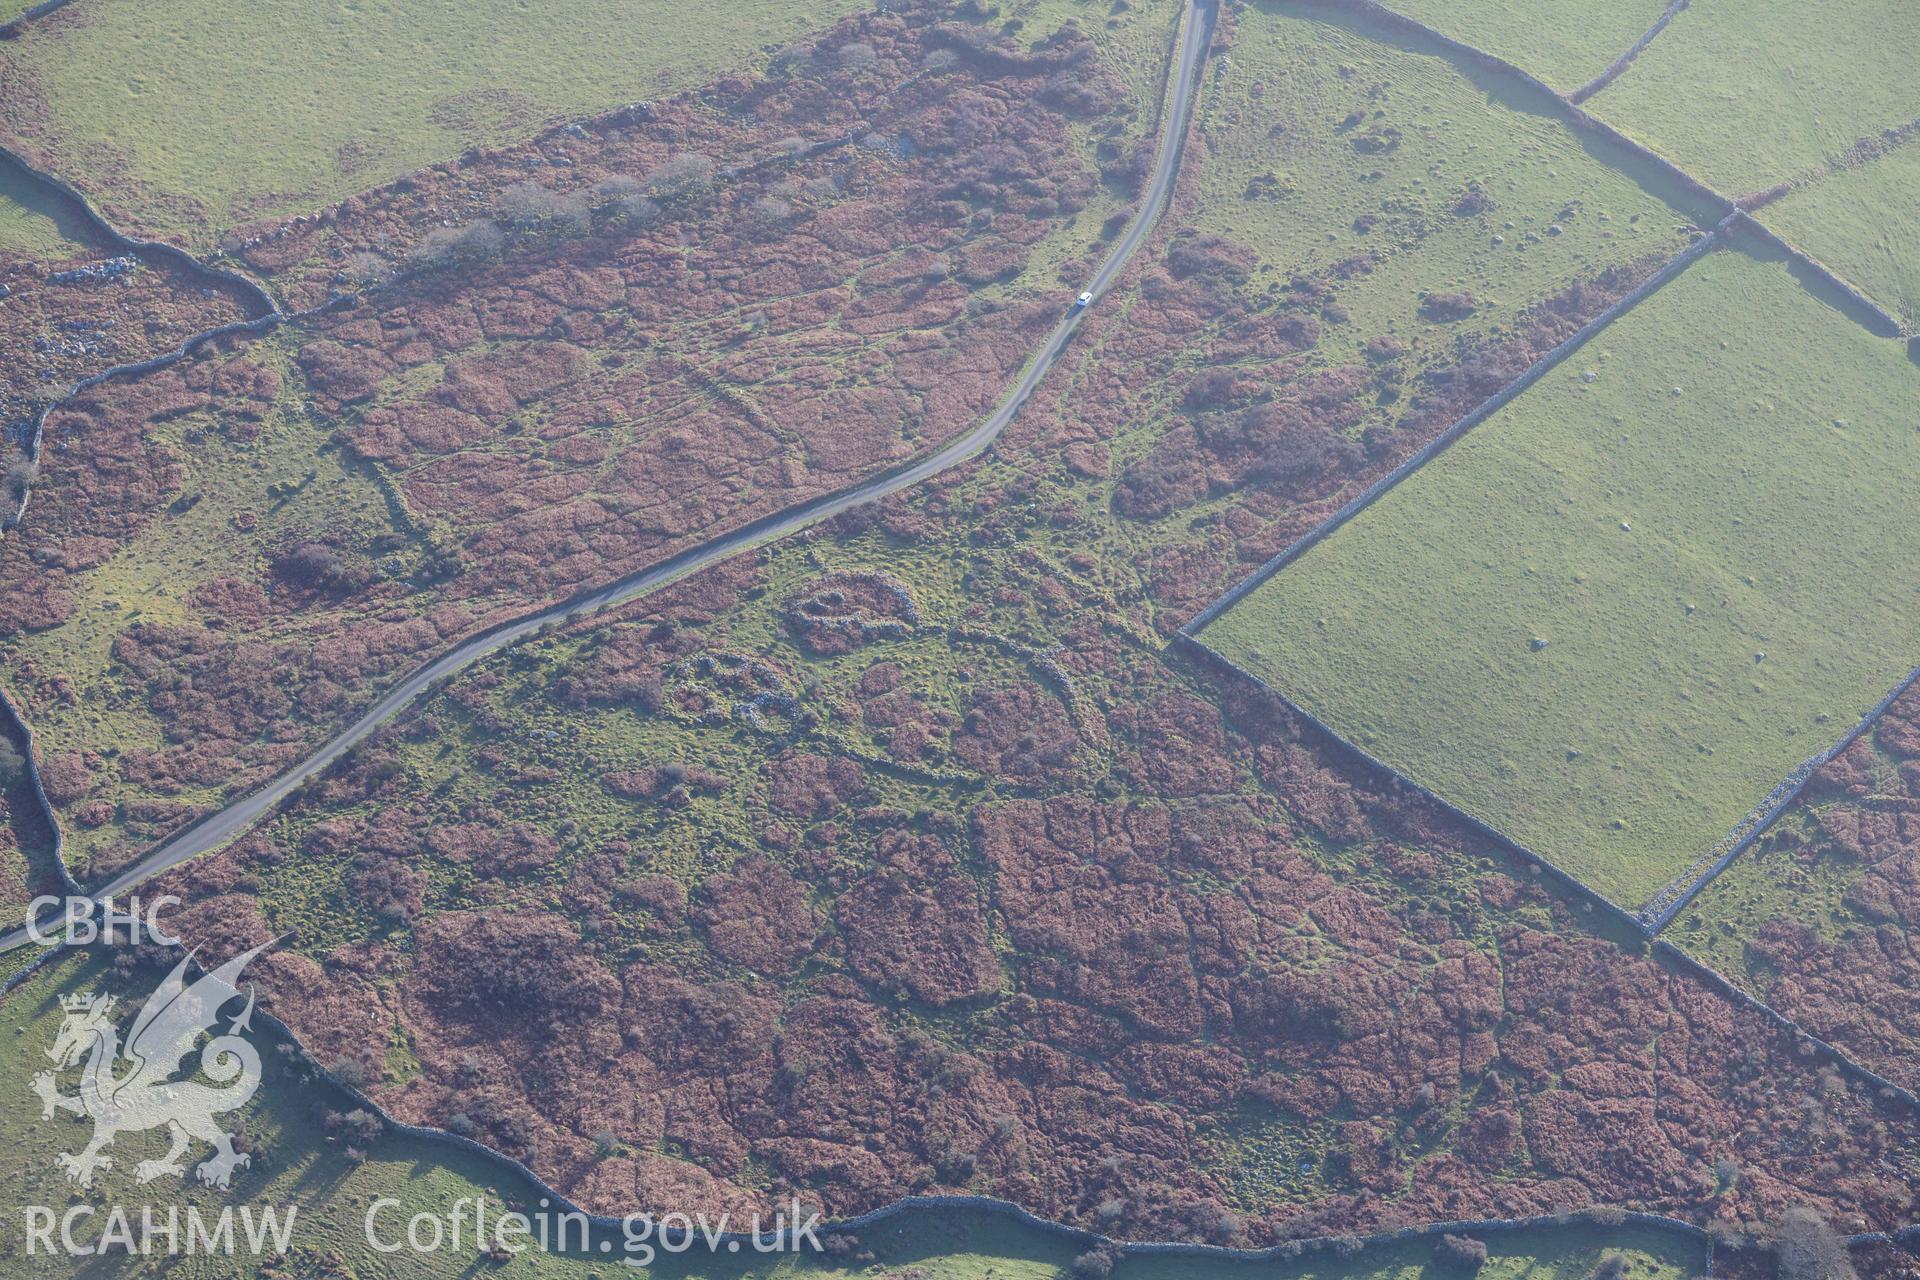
[2,0,1217,949]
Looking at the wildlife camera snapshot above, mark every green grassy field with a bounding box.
[0,949,1708,1278]
[1581,0,1920,197]
[1663,717,1919,1093]
[1190,1,1711,370]
[1199,244,1920,908]
[1374,0,1668,92]
[0,0,859,247]
[0,155,94,258]
[0,0,1182,250]
[0,823,28,933]
[1764,139,1920,330]
[1667,703,1910,976]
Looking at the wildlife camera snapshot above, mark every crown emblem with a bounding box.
[38,941,272,1193]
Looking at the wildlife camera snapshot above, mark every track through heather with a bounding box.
[0,0,1218,949]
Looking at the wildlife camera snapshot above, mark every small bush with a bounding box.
[615,195,661,227]
[1421,290,1479,321]
[348,858,425,921]
[324,1059,370,1089]
[589,178,662,228]
[0,739,25,787]
[1454,183,1496,216]
[411,220,507,268]
[1435,1234,1489,1271]
[343,251,389,286]
[337,1105,385,1143]
[816,1233,875,1264]
[1070,1242,1124,1280]
[272,541,372,594]
[591,174,643,204]
[748,196,794,227]
[835,41,879,72]
[2,449,40,506]
[1584,1252,1632,1280]
[1774,1207,1858,1280]
[642,154,716,203]
[496,180,590,234]
[768,43,813,77]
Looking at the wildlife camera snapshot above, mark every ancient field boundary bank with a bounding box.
[1322,0,1907,338]
[0,143,276,311]
[0,0,1219,945]
[1181,230,1720,636]
[1566,0,1689,105]
[1743,114,1920,218]
[0,0,76,39]
[0,42,949,532]
[1317,0,1722,208]
[4,311,296,529]
[0,0,1907,1252]
[0,142,284,528]
[5,869,1912,1263]
[1740,115,1920,330]
[1182,227,1919,933]
[0,33,951,532]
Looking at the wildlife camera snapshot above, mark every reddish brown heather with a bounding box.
[0,246,248,427]
[149,623,1920,1243]
[1711,688,1920,1096]
[0,1,1135,871]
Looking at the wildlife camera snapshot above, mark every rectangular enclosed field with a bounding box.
[1199,245,1920,907]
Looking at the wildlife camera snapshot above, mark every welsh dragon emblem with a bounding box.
[32,941,270,1190]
